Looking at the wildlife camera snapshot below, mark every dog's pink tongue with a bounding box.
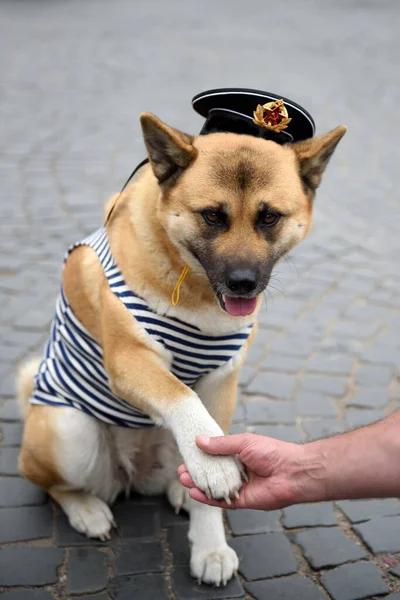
[224,296,257,316]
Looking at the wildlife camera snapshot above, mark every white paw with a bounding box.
[185,447,243,501]
[67,495,115,541]
[167,479,191,514]
[191,544,239,586]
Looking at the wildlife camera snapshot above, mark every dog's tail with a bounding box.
[16,357,41,420]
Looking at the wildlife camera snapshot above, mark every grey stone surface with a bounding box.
[292,527,367,568]
[1,0,400,597]
[302,418,346,441]
[0,476,46,506]
[0,505,53,542]
[389,567,400,578]
[345,408,384,428]
[295,392,337,417]
[246,398,295,424]
[171,567,244,599]
[115,540,165,575]
[245,577,326,600]
[227,509,282,535]
[0,547,63,586]
[346,387,390,409]
[320,561,389,600]
[337,499,400,523]
[0,422,23,446]
[0,446,19,475]
[301,375,347,397]
[0,593,55,600]
[354,517,400,553]
[110,574,169,600]
[67,547,108,594]
[246,372,296,399]
[253,424,303,443]
[230,533,297,580]
[283,502,337,528]
[113,502,160,539]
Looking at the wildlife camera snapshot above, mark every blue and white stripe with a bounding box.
[30,227,253,428]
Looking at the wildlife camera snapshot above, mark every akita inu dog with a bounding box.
[17,89,345,586]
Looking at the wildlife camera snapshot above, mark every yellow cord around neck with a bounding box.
[171,265,190,306]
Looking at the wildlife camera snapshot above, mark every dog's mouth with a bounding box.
[217,293,258,317]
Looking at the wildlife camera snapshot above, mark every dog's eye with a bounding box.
[261,212,281,228]
[203,210,223,225]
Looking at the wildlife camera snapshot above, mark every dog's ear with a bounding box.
[292,126,347,194]
[140,113,197,187]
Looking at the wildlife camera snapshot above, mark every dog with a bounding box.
[17,109,346,586]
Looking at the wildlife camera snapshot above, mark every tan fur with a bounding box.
[16,357,41,419]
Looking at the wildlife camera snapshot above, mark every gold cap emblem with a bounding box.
[253,99,292,133]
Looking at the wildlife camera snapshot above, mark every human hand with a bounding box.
[178,433,306,510]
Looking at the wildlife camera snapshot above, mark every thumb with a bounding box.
[196,433,250,456]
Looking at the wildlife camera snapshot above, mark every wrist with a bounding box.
[285,441,330,505]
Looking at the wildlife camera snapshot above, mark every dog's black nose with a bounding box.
[226,269,257,295]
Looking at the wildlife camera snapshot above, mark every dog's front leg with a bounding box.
[100,285,244,502]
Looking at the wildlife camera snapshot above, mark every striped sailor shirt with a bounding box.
[30,228,253,428]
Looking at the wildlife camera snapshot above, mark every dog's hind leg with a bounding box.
[19,405,121,540]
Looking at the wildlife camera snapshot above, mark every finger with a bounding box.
[177,464,188,476]
[179,472,196,488]
[196,433,251,456]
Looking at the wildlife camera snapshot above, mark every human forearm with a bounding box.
[292,411,400,503]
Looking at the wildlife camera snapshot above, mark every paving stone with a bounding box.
[67,547,108,594]
[257,354,305,373]
[0,592,55,600]
[292,526,367,568]
[354,516,400,553]
[232,401,246,422]
[230,533,297,580]
[0,422,23,445]
[229,422,246,434]
[171,566,244,599]
[55,511,114,546]
[385,595,400,600]
[337,499,400,523]
[246,372,296,399]
[227,509,282,535]
[253,424,303,443]
[283,502,337,528]
[245,576,326,600]
[320,561,389,600]
[356,364,394,386]
[0,547,63,586]
[0,505,53,542]
[115,540,165,575]
[246,398,295,424]
[307,354,353,375]
[301,374,347,397]
[68,596,109,600]
[346,408,384,428]
[245,343,268,365]
[14,309,52,331]
[389,566,400,578]
[168,524,190,565]
[0,399,19,420]
[346,387,390,409]
[113,501,160,539]
[0,476,46,506]
[331,320,380,340]
[295,392,337,417]
[160,497,189,527]
[361,344,400,366]
[110,573,169,600]
[0,446,20,475]
[302,418,346,441]
[238,365,255,386]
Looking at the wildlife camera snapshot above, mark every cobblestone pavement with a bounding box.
[1,0,400,598]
